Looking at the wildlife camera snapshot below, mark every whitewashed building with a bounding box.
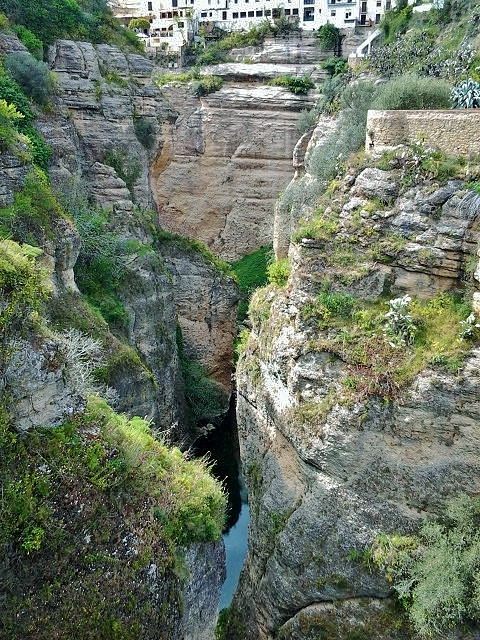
[110,0,391,52]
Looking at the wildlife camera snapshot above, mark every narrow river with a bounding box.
[194,396,250,611]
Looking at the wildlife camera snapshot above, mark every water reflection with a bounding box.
[194,396,250,609]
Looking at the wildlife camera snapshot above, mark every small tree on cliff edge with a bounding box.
[316,23,341,54]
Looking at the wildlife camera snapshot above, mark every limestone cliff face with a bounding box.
[152,84,316,262]
[33,36,239,421]
[230,152,480,638]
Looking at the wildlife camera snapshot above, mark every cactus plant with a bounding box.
[451,78,480,108]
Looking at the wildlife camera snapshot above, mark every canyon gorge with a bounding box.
[1,17,480,640]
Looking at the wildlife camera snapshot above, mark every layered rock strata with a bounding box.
[152,84,316,262]
[230,156,480,638]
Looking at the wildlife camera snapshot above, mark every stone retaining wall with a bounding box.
[366,109,480,156]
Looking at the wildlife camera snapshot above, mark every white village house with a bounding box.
[109,0,393,53]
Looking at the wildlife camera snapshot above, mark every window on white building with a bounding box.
[330,9,336,15]
[240,10,246,16]
[232,11,238,17]
[147,1,152,9]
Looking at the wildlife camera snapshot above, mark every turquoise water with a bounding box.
[219,485,249,611]
[194,398,250,610]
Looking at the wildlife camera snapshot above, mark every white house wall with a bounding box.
[111,0,392,51]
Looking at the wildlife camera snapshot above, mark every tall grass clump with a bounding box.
[306,80,377,192]
[373,74,451,110]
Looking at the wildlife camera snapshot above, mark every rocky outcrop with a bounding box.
[44,39,174,210]
[152,84,316,262]
[230,154,480,638]
[161,241,239,394]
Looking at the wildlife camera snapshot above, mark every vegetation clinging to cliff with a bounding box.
[367,494,480,637]
[0,396,226,638]
[0,0,142,50]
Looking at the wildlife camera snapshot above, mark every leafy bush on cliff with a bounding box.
[1,0,143,50]
[373,74,451,110]
[0,71,50,169]
[4,51,54,106]
[267,75,315,95]
[368,494,480,637]
[0,396,226,638]
[0,168,65,244]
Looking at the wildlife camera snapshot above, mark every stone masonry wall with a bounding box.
[366,109,480,156]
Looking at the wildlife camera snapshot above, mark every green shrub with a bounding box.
[133,117,156,149]
[0,238,47,337]
[0,98,26,153]
[4,52,54,105]
[0,73,50,169]
[267,258,290,286]
[11,25,43,58]
[1,0,143,51]
[0,395,226,637]
[316,23,341,50]
[373,74,451,110]
[176,324,226,425]
[192,74,223,96]
[379,0,413,44]
[296,107,318,134]
[322,57,348,78]
[267,75,315,95]
[369,495,480,637]
[230,245,270,322]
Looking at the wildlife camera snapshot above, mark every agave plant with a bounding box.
[451,78,480,108]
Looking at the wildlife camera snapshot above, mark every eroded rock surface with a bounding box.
[231,156,480,639]
[153,84,316,261]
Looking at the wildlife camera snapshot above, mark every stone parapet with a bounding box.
[366,109,480,157]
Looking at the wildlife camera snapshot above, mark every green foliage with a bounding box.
[451,77,480,108]
[153,69,222,96]
[379,0,413,44]
[0,71,51,169]
[316,23,341,50]
[322,57,348,78]
[184,21,275,66]
[0,169,64,244]
[0,97,26,153]
[296,107,318,134]
[4,52,54,105]
[0,238,47,338]
[373,74,451,110]
[0,396,226,637]
[192,74,223,96]
[1,0,143,50]
[304,80,377,194]
[128,17,150,31]
[267,75,315,95]
[368,495,480,637]
[301,291,475,399]
[0,12,9,29]
[11,25,43,58]
[103,148,141,197]
[230,245,270,322]
[61,192,129,330]
[133,116,156,149]
[176,324,227,425]
[267,257,290,286]
[102,69,128,88]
